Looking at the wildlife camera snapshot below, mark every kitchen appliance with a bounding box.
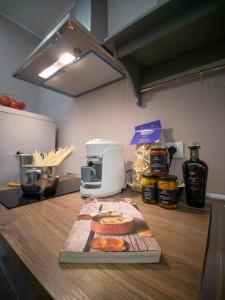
[0,177,81,209]
[80,139,126,198]
[13,1,125,98]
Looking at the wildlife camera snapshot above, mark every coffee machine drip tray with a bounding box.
[0,177,81,209]
[83,183,101,189]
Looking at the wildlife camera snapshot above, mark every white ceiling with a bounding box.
[0,0,76,38]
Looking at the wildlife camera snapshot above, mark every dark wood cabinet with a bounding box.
[0,235,51,300]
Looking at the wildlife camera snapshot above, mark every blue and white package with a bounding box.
[130,120,162,145]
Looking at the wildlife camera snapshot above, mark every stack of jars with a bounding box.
[141,146,178,209]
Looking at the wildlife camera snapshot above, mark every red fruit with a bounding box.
[17,101,26,110]
[10,99,18,109]
[0,95,11,107]
[15,103,22,109]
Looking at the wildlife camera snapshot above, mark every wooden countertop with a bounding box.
[0,189,210,300]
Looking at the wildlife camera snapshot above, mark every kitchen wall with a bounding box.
[38,88,74,126]
[38,71,225,194]
[0,15,40,112]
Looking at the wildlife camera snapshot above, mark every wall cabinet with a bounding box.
[104,0,225,105]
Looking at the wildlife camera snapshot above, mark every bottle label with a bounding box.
[142,186,157,203]
[150,154,168,174]
[158,189,178,205]
[187,176,202,191]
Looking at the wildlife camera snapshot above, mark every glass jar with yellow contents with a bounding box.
[141,173,158,204]
[158,175,178,209]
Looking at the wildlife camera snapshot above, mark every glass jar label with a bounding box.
[187,176,202,191]
[150,154,168,174]
[158,189,178,205]
[142,186,157,203]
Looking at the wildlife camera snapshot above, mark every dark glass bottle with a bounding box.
[182,143,208,208]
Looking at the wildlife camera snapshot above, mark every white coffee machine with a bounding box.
[80,139,126,198]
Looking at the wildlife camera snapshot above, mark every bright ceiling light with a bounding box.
[39,52,76,79]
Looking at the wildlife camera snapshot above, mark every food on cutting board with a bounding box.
[0,94,26,110]
[91,212,134,235]
[98,216,132,224]
[90,237,126,252]
[97,210,121,216]
[32,146,75,167]
[78,210,121,221]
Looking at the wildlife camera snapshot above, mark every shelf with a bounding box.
[0,106,55,122]
[104,0,225,105]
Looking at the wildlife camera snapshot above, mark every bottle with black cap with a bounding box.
[182,143,208,208]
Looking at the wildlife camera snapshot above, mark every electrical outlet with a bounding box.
[165,142,184,158]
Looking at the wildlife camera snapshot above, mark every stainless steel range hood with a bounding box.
[13,1,125,98]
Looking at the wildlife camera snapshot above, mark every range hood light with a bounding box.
[38,52,76,79]
[38,62,62,79]
[58,53,76,64]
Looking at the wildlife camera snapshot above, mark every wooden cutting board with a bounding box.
[60,198,161,263]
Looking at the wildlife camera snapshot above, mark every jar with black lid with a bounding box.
[150,146,168,176]
[158,175,178,209]
[141,173,158,204]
